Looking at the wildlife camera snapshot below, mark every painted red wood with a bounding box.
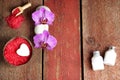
[0,0,42,79]
[44,0,81,80]
[83,0,120,79]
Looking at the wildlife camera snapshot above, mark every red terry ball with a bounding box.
[6,8,24,29]
[4,37,32,66]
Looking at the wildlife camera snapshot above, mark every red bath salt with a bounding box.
[4,37,32,66]
[6,8,24,29]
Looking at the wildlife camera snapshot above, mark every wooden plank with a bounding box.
[83,0,120,79]
[44,0,81,80]
[0,0,43,79]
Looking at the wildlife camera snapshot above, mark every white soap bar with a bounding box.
[34,24,49,34]
[91,51,104,71]
[104,46,117,66]
[16,43,30,56]
[36,6,51,11]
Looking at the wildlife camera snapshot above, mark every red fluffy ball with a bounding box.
[6,8,24,29]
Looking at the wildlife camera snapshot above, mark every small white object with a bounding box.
[36,6,51,11]
[104,46,117,66]
[16,43,30,56]
[91,51,104,71]
[34,24,49,34]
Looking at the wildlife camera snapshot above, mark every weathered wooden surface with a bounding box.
[44,0,81,80]
[0,0,42,80]
[83,0,120,80]
[2,0,120,80]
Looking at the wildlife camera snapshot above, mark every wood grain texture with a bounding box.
[83,0,120,80]
[44,0,81,80]
[0,0,42,80]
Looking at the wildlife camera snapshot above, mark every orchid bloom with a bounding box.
[32,6,55,25]
[33,30,57,50]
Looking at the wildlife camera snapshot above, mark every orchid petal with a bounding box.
[32,10,41,24]
[33,34,43,48]
[45,10,55,25]
[46,35,57,50]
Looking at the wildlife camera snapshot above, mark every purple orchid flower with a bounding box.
[32,6,55,25]
[33,30,57,50]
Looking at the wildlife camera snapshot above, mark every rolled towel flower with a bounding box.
[33,30,57,50]
[32,6,55,25]
[34,24,49,34]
